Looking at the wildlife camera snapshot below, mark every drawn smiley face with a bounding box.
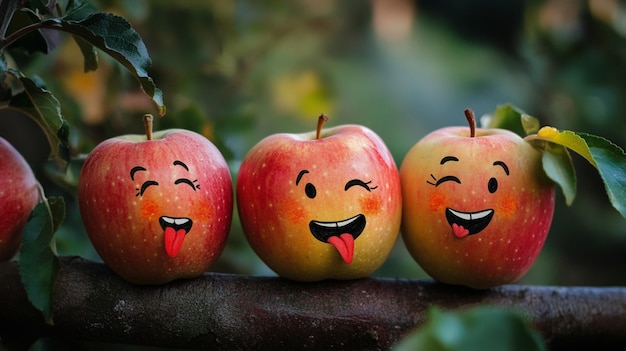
[130,160,201,257]
[294,169,379,264]
[426,155,510,238]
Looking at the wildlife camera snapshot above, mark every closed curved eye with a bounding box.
[345,179,378,192]
[136,180,159,196]
[427,175,461,187]
[175,178,199,191]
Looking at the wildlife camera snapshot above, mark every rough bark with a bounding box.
[1,256,625,350]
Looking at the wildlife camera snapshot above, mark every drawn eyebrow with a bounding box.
[173,160,189,171]
[130,166,147,181]
[440,156,459,165]
[493,161,510,175]
[296,170,309,185]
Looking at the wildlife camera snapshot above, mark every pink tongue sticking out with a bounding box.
[452,223,470,238]
[164,226,187,257]
[327,233,354,264]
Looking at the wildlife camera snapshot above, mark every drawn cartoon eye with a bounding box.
[427,175,461,187]
[488,160,509,193]
[305,183,317,199]
[344,179,378,192]
[488,177,498,193]
[175,178,200,191]
[136,180,159,196]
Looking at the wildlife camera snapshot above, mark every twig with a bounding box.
[1,256,625,350]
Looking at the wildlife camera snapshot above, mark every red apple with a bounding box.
[400,109,556,288]
[236,115,402,281]
[0,137,41,260]
[78,115,233,284]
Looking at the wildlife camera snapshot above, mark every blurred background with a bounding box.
[2,0,626,286]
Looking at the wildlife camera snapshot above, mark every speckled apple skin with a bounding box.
[78,130,232,284]
[400,127,555,289]
[236,125,402,281]
[0,137,40,261]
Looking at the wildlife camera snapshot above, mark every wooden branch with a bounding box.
[1,256,625,350]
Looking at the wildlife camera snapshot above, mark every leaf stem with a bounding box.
[0,20,62,52]
[0,0,21,45]
[523,134,539,142]
[316,113,328,140]
[35,180,48,203]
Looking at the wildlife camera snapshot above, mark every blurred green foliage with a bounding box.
[2,0,626,286]
[393,306,545,351]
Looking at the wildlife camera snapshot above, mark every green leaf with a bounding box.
[6,8,60,54]
[24,0,54,15]
[19,196,66,324]
[0,54,6,75]
[578,132,626,217]
[63,0,99,21]
[7,70,70,168]
[521,113,540,135]
[63,0,99,72]
[527,127,626,218]
[531,127,597,166]
[0,57,10,101]
[542,143,577,206]
[394,306,545,351]
[483,104,528,137]
[72,35,99,72]
[42,12,166,115]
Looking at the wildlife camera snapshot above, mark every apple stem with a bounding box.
[144,114,154,141]
[464,108,476,138]
[316,113,329,140]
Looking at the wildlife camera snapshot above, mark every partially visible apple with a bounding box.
[0,137,41,260]
[400,109,555,289]
[236,115,402,281]
[78,115,233,284]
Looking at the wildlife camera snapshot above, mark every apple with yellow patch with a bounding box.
[400,109,556,288]
[237,115,402,281]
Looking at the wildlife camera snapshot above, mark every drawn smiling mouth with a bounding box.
[309,214,366,264]
[159,216,193,258]
[445,208,494,238]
